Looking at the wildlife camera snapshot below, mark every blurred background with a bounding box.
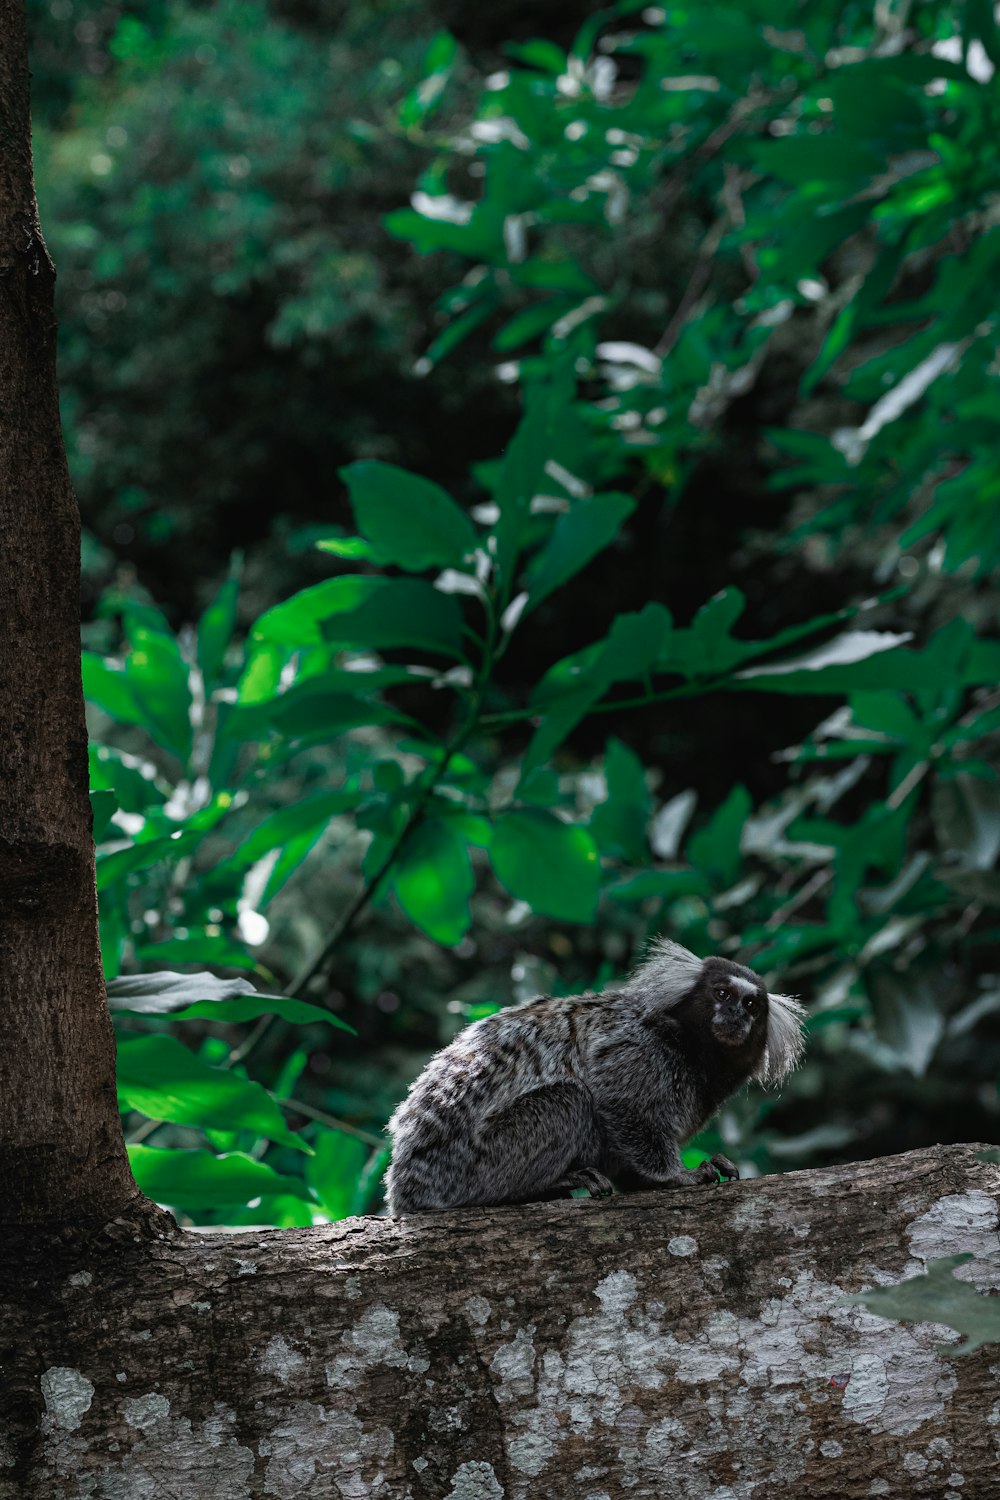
[28,0,1000,1224]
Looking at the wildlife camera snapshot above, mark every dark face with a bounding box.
[698,957,768,1052]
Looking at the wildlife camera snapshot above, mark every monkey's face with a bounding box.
[699,957,768,1051]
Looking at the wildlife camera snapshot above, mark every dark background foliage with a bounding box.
[27,0,1000,1225]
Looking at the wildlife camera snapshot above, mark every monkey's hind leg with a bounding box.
[478,1082,605,1205]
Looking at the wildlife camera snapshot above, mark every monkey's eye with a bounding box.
[713,985,732,1003]
[745,994,755,1009]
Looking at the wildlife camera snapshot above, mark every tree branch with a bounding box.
[4,1144,999,1497]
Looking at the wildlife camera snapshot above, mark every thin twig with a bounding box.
[276,1096,385,1149]
[653,214,728,359]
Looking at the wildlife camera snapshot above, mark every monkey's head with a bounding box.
[633,939,806,1085]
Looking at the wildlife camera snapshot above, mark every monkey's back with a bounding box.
[385,989,626,1210]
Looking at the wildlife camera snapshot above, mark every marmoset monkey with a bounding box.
[385,939,805,1215]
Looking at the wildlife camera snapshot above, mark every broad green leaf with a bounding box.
[398,30,458,128]
[734,631,913,692]
[173,997,353,1030]
[106,970,352,1032]
[688,785,752,886]
[493,364,575,581]
[124,626,193,763]
[490,809,599,922]
[306,1129,372,1221]
[594,602,673,684]
[606,869,709,902]
[197,558,241,687]
[525,492,635,608]
[321,578,466,659]
[252,576,383,646]
[237,641,285,703]
[89,744,168,813]
[751,134,883,187]
[525,603,673,771]
[340,461,479,571]
[224,686,408,745]
[254,576,466,658]
[82,653,144,725]
[227,790,360,870]
[136,934,261,972]
[97,831,202,891]
[506,38,566,72]
[847,1255,1000,1355]
[90,789,117,843]
[117,1034,311,1151]
[849,692,922,740]
[392,818,474,945]
[128,1146,313,1208]
[492,298,575,352]
[590,737,650,863]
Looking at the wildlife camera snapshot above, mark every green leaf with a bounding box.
[490,809,599,922]
[846,1255,1000,1355]
[254,576,466,659]
[339,461,479,572]
[90,790,117,843]
[237,641,285,703]
[398,31,459,128]
[224,685,408,746]
[197,557,241,687]
[89,744,168,813]
[173,997,353,1029]
[493,364,575,581]
[252,576,382,646]
[306,1129,372,1221]
[124,625,194,762]
[751,133,883,187]
[227,790,360,870]
[671,588,748,677]
[734,630,914,693]
[606,869,709,902]
[107,970,354,1031]
[117,1034,311,1151]
[320,579,467,659]
[688,786,752,886]
[492,298,575,352]
[392,818,474,946]
[136,934,261,972]
[82,653,144,725]
[525,602,673,771]
[97,831,202,892]
[590,738,650,862]
[127,1146,313,1209]
[525,492,635,609]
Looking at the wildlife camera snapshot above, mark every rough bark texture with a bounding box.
[2,1143,999,1498]
[0,1,137,1225]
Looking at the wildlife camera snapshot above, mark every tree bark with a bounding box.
[0,0,137,1225]
[2,1143,998,1498]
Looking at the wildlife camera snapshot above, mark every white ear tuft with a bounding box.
[630,937,704,1009]
[755,992,807,1085]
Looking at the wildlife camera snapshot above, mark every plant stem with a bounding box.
[231,582,502,1067]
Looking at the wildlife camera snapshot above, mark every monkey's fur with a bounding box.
[385,940,805,1214]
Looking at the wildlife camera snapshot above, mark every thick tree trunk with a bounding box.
[2,1143,998,1498]
[0,0,136,1225]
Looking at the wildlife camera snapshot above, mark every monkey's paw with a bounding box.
[555,1167,614,1199]
[709,1153,739,1182]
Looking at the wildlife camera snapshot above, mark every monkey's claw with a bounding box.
[710,1153,739,1182]
[556,1167,614,1198]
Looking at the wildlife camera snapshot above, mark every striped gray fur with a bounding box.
[385,939,805,1215]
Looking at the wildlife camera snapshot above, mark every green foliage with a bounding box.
[35,0,1000,1225]
[848,1255,1000,1355]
